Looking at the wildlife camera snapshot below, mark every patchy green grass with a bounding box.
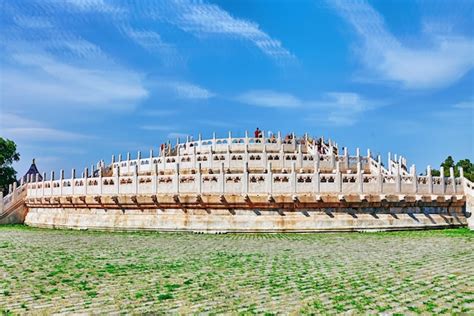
[0,226,473,314]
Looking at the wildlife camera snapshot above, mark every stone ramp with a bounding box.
[0,185,28,225]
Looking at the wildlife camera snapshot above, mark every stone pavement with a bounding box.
[0,227,473,314]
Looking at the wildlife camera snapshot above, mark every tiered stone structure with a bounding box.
[1,131,473,232]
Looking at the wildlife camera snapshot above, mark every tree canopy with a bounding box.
[431,156,474,182]
[0,137,20,196]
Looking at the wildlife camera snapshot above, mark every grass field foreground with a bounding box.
[1,226,473,314]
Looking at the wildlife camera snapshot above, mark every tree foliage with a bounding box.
[0,137,20,196]
[431,156,474,182]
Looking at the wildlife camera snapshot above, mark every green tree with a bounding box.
[431,156,474,182]
[0,138,20,196]
[456,159,474,182]
[440,156,455,176]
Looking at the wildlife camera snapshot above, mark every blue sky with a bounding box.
[0,0,473,177]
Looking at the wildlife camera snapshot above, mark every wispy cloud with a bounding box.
[55,0,294,63]
[236,90,381,126]
[121,27,175,53]
[140,125,176,131]
[151,80,214,100]
[4,127,89,141]
[1,53,149,110]
[454,99,474,110]
[63,0,124,14]
[140,109,177,117]
[1,113,91,141]
[237,90,303,108]
[167,132,189,139]
[147,0,295,62]
[330,0,474,89]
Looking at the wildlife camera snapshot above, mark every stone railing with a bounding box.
[25,166,466,199]
[109,153,372,177]
[0,183,27,221]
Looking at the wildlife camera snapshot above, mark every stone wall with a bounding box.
[25,206,466,233]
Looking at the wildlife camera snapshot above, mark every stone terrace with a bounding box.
[1,226,473,314]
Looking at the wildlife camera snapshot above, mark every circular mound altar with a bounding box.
[2,131,472,232]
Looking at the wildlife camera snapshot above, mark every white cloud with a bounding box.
[0,113,90,141]
[140,125,175,131]
[236,90,380,126]
[454,99,474,110]
[1,53,149,110]
[310,92,379,126]
[167,132,189,139]
[150,0,295,62]
[169,81,215,99]
[56,0,294,63]
[13,15,53,28]
[120,26,180,66]
[63,0,124,14]
[140,109,177,116]
[237,90,303,108]
[330,0,474,89]
[4,127,89,141]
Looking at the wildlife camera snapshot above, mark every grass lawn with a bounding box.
[1,226,473,314]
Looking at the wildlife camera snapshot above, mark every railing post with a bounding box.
[175,163,180,194]
[440,166,445,194]
[98,167,103,195]
[42,172,46,197]
[330,150,336,170]
[193,146,197,169]
[242,162,249,195]
[212,132,216,151]
[450,167,456,193]
[197,163,202,194]
[357,162,363,193]
[412,165,417,193]
[152,164,158,193]
[133,164,138,194]
[35,174,39,197]
[220,162,225,194]
[115,166,120,194]
[291,162,297,194]
[344,147,349,170]
[336,162,342,193]
[71,169,76,196]
[267,162,273,195]
[60,169,64,196]
[313,161,320,193]
[427,165,433,194]
[396,164,401,193]
[84,167,88,196]
[315,151,320,171]
[297,144,303,168]
[12,181,17,201]
[126,152,131,174]
[377,162,383,193]
[388,152,392,174]
[149,149,154,172]
[356,148,360,166]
